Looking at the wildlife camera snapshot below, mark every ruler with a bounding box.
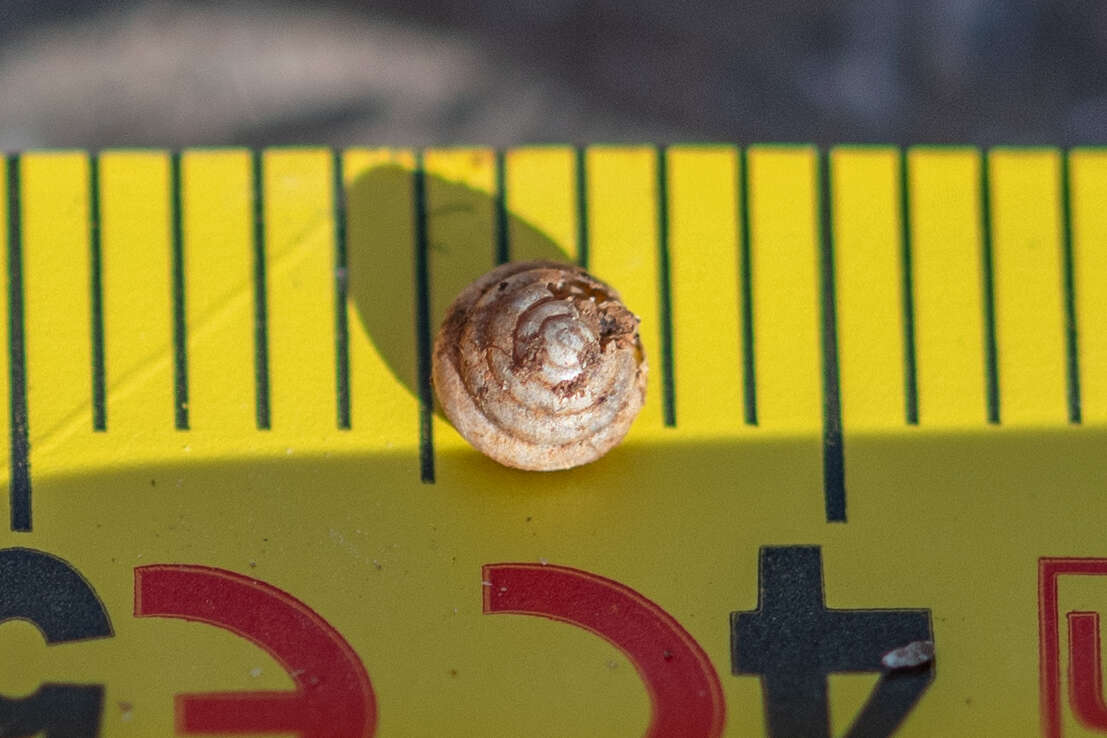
[1,145,1106,737]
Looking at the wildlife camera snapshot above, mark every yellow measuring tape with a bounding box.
[2,145,1106,737]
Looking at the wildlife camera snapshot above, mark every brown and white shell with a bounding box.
[432,260,647,471]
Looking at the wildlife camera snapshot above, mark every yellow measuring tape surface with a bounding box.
[2,145,1107,737]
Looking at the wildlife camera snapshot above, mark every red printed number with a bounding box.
[1038,557,1107,737]
[483,563,725,738]
[1067,611,1107,728]
[134,565,376,737]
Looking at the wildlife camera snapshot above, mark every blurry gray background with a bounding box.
[0,0,1103,149]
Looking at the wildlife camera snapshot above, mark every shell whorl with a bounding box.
[432,260,647,471]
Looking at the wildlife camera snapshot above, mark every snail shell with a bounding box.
[432,260,647,471]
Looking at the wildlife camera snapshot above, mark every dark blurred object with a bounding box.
[0,0,1104,148]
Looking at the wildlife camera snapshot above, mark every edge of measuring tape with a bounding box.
[2,144,1104,534]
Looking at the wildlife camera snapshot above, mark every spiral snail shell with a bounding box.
[432,260,647,471]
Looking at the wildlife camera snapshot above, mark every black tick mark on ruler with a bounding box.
[738,146,758,427]
[494,150,509,266]
[655,145,676,428]
[333,150,351,431]
[1060,149,1081,425]
[170,152,189,431]
[412,151,435,483]
[818,149,846,523]
[252,151,271,431]
[7,154,31,531]
[89,154,107,432]
[979,150,1000,425]
[575,147,590,270]
[898,149,919,425]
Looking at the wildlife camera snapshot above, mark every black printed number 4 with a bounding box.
[732,546,934,738]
